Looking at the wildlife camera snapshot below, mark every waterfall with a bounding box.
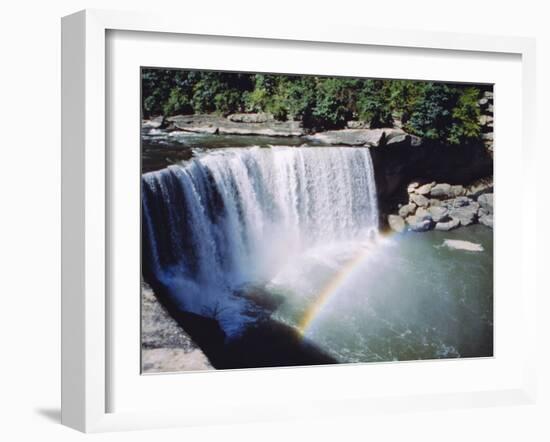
[142,146,379,336]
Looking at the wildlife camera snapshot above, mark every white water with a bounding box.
[142,146,379,335]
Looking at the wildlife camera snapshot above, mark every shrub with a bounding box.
[356,80,393,128]
[406,83,456,141]
[162,87,193,116]
[448,87,482,144]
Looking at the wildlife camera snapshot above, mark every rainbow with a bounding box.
[297,236,387,335]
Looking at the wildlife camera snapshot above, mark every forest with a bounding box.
[142,68,489,145]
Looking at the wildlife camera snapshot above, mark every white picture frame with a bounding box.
[61,9,538,433]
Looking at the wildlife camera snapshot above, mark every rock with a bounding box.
[477,193,494,213]
[410,193,430,208]
[415,207,433,221]
[449,196,474,208]
[415,182,436,195]
[479,97,489,106]
[435,218,460,231]
[169,114,305,137]
[442,239,484,252]
[484,91,494,99]
[430,183,452,199]
[407,182,420,193]
[346,120,367,129]
[227,113,271,123]
[386,133,410,146]
[467,178,493,198]
[306,128,407,147]
[388,214,406,233]
[410,135,423,147]
[450,185,466,197]
[428,206,449,223]
[406,215,433,232]
[478,207,490,217]
[141,281,213,373]
[482,133,494,141]
[479,214,494,228]
[143,115,165,129]
[429,199,442,206]
[398,203,417,218]
[448,205,478,226]
[479,115,494,126]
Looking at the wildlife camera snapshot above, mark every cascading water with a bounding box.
[142,146,379,336]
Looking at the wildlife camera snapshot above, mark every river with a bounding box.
[141,129,493,368]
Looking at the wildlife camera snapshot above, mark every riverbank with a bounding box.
[386,178,494,233]
[141,281,212,373]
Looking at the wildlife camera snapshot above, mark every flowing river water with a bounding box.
[141,130,493,367]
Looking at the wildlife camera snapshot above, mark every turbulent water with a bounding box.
[142,144,493,363]
[142,146,379,336]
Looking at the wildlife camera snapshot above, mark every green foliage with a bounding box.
[310,78,355,130]
[142,68,486,144]
[406,83,456,141]
[163,87,193,116]
[244,75,289,121]
[406,83,482,145]
[356,80,393,128]
[448,87,482,144]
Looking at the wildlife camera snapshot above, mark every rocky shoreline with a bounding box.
[141,281,212,373]
[387,179,493,233]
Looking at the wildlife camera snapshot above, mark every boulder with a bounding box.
[428,206,449,223]
[477,193,494,214]
[450,185,466,197]
[435,218,460,231]
[448,205,478,226]
[478,207,490,218]
[410,193,430,208]
[415,182,436,195]
[346,120,367,129]
[388,215,406,233]
[227,113,271,123]
[386,133,410,146]
[415,207,433,221]
[448,196,474,208]
[407,182,420,193]
[430,183,452,199]
[467,179,493,198]
[406,214,433,232]
[479,214,494,228]
[143,115,165,129]
[306,128,407,147]
[398,203,417,218]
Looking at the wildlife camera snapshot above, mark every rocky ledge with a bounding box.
[387,179,493,233]
[154,113,305,137]
[141,281,213,373]
[304,127,421,147]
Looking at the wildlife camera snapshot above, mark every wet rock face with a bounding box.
[388,214,406,233]
[435,218,461,231]
[406,214,433,232]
